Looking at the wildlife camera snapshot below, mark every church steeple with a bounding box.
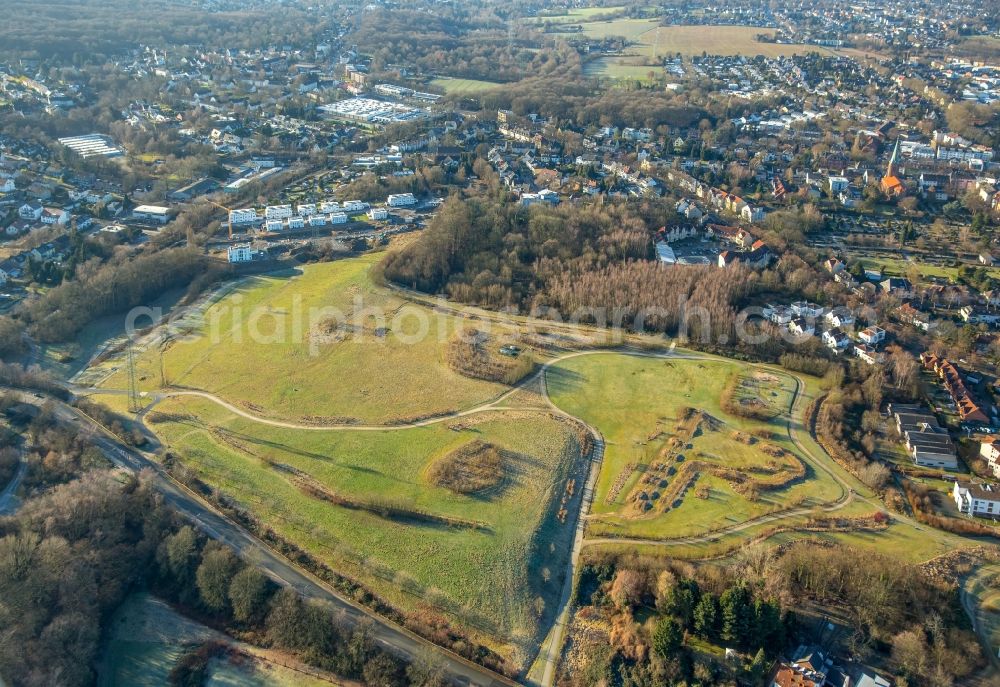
[886,138,900,178]
[880,138,904,197]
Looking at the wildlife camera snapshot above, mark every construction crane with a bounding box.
[203,198,237,240]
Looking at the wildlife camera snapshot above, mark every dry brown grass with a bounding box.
[446,329,536,385]
[427,440,505,495]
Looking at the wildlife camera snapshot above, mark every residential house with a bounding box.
[981,439,1000,479]
[881,277,913,298]
[718,243,773,269]
[824,258,845,274]
[897,303,935,331]
[960,305,1000,325]
[854,343,885,366]
[953,481,1000,518]
[858,326,886,347]
[791,302,824,319]
[920,353,990,424]
[892,406,958,469]
[825,307,855,329]
[265,204,293,220]
[789,317,815,338]
[18,202,42,221]
[823,328,851,351]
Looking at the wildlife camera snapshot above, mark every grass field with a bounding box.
[533,6,627,24]
[95,254,511,425]
[855,255,1000,283]
[583,57,664,81]
[146,393,583,666]
[585,498,962,563]
[429,77,503,95]
[88,252,599,666]
[568,21,874,71]
[547,354,847,539]
[101,594,333,687]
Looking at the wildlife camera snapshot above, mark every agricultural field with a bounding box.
[93,254,516,425]
[533,6,627,24]
[429,77,503,95]
[566,20,874,63]
[143,393,585,667]
[557,17,660,42]
[547,353,850,540]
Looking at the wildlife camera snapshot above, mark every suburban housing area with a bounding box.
[0,0,999,686]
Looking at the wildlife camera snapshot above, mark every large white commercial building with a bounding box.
[57,134,123,158]
[318,97,427,125]
[132,204,173,224]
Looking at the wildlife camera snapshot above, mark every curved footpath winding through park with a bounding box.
[76,347,883,687]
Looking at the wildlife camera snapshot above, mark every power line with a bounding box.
[126,336,141,413]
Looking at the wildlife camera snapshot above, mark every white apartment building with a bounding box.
[265,204,293,220]
[308,214,327,227]
[265,220,283,232]
[367,207,388,221]
[228,208,258,225]
[953,481,1000,518]
[227,244,253,263]
[287,216,305,229]
[387,193,416,207]
[330,212,348,224]
[981,440,1000,479]
[319,200,340,213]
[297,203,317,217]
[342,200,367,212]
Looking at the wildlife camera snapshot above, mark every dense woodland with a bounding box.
[20,247,212,343]
[567,543,982,687]
[0,394,436,687]
[383,196,756,343]
[0,0,326,61]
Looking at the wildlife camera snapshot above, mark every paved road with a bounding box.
[8,389,515,687]
[0,450,27,515]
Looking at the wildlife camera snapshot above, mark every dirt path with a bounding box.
[77,347,886,687]
[962,564,1000,674]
